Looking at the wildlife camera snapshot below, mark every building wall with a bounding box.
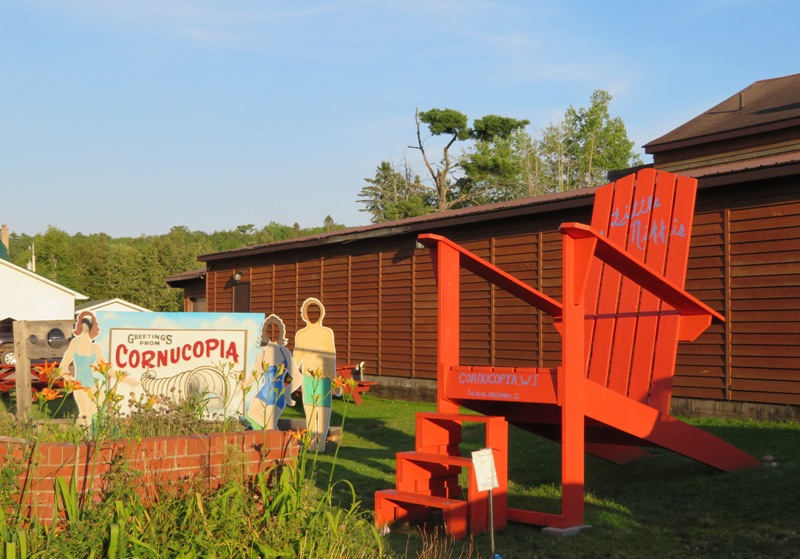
[205,176,800,408]
[0,265,77,320]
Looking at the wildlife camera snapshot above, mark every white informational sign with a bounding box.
[471,448,499,492]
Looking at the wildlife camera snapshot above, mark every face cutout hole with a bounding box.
[304,303,321,323]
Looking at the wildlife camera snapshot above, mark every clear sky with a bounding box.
[2,0,797,237]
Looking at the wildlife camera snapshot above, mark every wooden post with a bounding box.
[559,234,595,529]
[13,320,31,420]
[434,242,460,414]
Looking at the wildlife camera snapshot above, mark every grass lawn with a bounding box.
[285,395,800,559]
[3,390,798,558]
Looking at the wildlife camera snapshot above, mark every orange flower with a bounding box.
[333,375,356,390]
[64,379,90,393]
[35,360,58,377]
[90,360,111,375]
[289,428,308,442]
[40,387,62,401]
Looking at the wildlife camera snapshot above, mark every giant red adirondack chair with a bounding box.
[374,169,759,537]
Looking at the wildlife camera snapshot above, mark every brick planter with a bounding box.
[0,430,299,524]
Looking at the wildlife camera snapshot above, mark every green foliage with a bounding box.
[471,115,530,142]
[457,128,536,205]
[0,383,389,558]
[360,91,642,220]
[537,89,643,192]
[5,394,796,557]
[6,216,346,312]
[417,109,470,141]
[358,161,433,223]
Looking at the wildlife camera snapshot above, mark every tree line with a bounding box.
[6,219,345,312]
[357,90,643,222]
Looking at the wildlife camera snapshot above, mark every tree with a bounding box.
[35,226,73,285]
[358,160,432,223]
[413,108,529,212]
[458,127,539,205]
[539,90,642,192]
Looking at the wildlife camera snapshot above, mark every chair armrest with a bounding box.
[560,223,724,323]
[418,233,563,317]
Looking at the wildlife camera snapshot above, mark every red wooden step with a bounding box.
[395,451,472,498]
[374,489,467,540]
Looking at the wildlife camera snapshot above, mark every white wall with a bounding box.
[0,265,77,320]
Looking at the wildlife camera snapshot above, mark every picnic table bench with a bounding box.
[0,363,65,399]
[335,362,375,405]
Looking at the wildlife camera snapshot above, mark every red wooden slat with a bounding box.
[607,169,658,396]
[648,174,697,412]
[583,177,616,371]
[586,173,635,386]
[627,171,676,403]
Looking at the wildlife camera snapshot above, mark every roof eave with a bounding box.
[645,117,800,154]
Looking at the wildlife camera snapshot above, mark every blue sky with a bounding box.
[2,0,797,237]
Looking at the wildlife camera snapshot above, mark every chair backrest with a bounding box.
[583,169,698,412]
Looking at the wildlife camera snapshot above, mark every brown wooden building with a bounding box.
[177,74,800,417]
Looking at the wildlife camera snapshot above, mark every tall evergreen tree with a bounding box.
[358,160,432,223]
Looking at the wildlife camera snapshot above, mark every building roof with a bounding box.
[198,186,599,263]
[75,298,152,313]
[645,73,800,153]
[0,258,87,300]
[165,267,207,287]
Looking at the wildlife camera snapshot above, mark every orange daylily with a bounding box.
[289,428,308,442]
[90,361,111,375]
[35,360,58,377]
[39,387,62,401]
[63,378,90,394]
[332,375,356,390]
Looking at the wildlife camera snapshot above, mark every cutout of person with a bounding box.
[241,314,302,430]
[58,311,106,426]
[292,298,336,451]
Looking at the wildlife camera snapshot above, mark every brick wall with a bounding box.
[0,430,298,523]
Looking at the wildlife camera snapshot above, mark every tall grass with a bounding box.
[0,365,391,558]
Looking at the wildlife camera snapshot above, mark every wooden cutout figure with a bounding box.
[241,314,302,430]
[293,298,336,451]
[59,311,139,426]
[58,311,105,426]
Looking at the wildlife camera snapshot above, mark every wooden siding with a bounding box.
[726,181,800,405]
[205,178,800,407]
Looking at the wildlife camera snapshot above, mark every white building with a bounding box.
[0,258,87,321]
[75,298,152,315]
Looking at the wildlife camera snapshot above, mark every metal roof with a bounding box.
[165,267,207,286]
[645,73,800,153]
[197,186,599,263]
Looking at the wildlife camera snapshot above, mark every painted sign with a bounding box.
[444,367,558,405]
[94,311,265,418]
[605,196,687,250]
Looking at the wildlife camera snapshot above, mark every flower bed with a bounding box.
[0,429,298,524]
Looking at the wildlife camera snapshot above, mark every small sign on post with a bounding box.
[472,447,499,492]
[472,448,501,557]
